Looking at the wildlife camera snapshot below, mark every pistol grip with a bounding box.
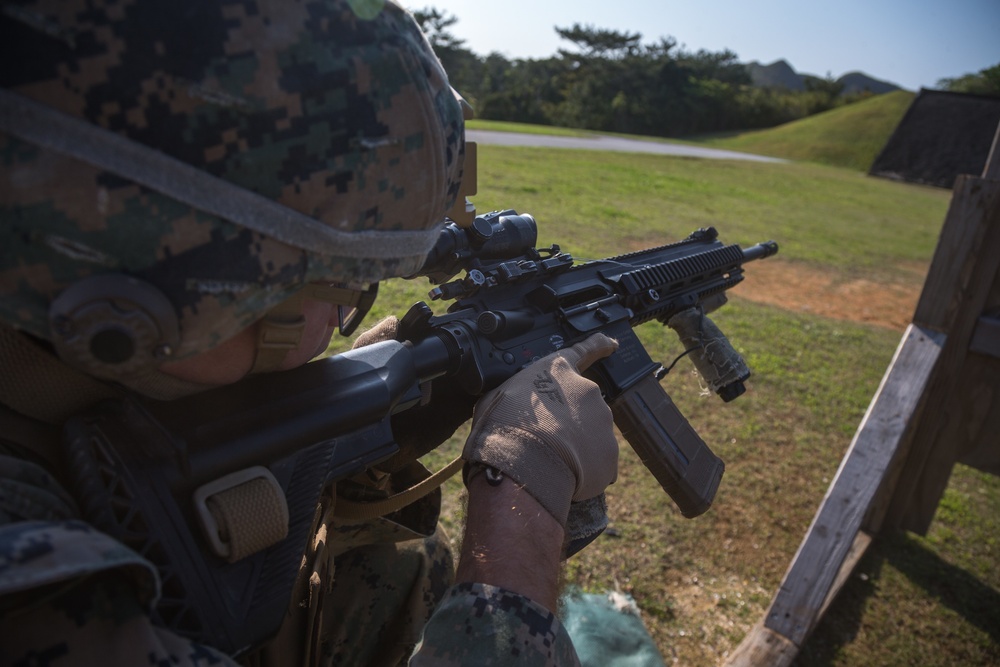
[609,374,724,518]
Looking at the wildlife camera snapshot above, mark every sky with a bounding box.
[405,0,1000,92]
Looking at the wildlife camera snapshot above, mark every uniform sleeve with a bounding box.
[0,520,238,666]
[410,582,581,667]
[0,451,239,666]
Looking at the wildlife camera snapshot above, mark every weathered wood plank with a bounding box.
[913,176,1000,331]
[957,361,1000,474]
[762,325,944,645]
[726,531,875,667]
[899,353,1000,529]
[959,239,1000,476]
[723,622,798,667]
[970,315,1000,359]
[983,119,1000,180]
[816,530,874,620]
[884,176,1000,533]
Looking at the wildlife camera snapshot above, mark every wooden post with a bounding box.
[878,175,1000,533]
[983,119,1000,181]
[723,154,1000,665]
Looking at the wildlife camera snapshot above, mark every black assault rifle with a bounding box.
[64,210,777,654]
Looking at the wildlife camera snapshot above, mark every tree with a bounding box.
[411,7,465,51]
[554,24,642,60]
[476,56,567,125]
[799,73,845,114]
[937,63,1000,97]
[411,7,483,103]
[411,9,881,136]
[678,48,748,86]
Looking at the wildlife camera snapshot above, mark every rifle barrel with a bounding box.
[742,240,779,262]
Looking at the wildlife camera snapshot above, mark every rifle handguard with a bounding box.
[610,374,724,517]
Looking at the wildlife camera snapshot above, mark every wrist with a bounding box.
[464,426,576,526]
[456,473,565,610]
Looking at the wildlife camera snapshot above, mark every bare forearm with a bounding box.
[456,473,565,611]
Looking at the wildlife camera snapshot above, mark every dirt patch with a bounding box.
[735,259,925,331]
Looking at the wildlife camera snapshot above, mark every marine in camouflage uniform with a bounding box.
[0,1,607,664]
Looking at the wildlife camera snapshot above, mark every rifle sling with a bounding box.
[334,456,464,521]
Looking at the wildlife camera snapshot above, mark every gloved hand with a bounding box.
[353,317,478,473]
[462,333,619,527]
[350,315,399,350]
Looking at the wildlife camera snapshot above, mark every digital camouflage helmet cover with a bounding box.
[0,0,466,388]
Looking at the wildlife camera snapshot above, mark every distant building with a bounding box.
[870,89,1000,188]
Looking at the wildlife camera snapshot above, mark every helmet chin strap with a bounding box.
[248,283,378,375]
[248,291,309,375]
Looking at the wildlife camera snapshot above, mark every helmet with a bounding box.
[0,0,465,390]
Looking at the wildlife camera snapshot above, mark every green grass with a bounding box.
[469,91,916,172]
[472,145,946,283]
[330,145,997,667]
[691,91,916,171]
[801,467,1000,666]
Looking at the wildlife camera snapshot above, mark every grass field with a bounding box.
[470,90,917,173]
[330,141,999,665]
[696,91,917,171]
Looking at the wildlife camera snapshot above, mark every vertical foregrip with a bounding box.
[609,374,724,517]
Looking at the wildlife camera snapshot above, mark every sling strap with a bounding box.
[333,456,465,521]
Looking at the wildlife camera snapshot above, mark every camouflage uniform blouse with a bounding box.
[0,452,579,666]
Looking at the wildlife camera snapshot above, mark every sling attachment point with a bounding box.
[193,466,288,562]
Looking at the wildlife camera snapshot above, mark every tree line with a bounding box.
[414,8,879,137]
[937,64,1000,97]
[415,9,1000,138]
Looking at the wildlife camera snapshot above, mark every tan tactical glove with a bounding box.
[351,315,400,349]
[463,333,619,526]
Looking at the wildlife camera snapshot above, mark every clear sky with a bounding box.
[405,0,1000,92]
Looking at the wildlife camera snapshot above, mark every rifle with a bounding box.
[64,209,777,653]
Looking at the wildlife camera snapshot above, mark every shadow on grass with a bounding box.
[792,532,1000,666]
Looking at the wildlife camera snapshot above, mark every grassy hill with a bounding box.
[468,91,917,173]
[696,90,915,171]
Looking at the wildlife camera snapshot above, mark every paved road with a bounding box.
[467,129,786,163]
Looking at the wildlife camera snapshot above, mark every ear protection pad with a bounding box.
[48,274,181,380]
